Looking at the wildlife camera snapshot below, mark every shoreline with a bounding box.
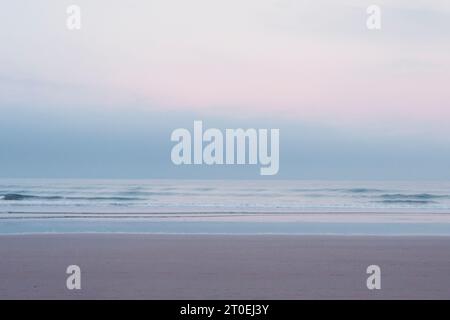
[3,216,450,236]
[2,232,450,237]
[3,212,450,223]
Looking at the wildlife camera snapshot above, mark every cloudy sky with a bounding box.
[1,0,449,179]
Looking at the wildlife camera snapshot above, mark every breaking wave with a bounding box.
[1,193,143,201]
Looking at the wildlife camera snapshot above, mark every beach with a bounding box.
[2,180,450,299]
[1,234,449,299]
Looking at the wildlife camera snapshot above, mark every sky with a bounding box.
[0,0,449,179]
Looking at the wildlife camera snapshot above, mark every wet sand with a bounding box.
[0,234,449,299]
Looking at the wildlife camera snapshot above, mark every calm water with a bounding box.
[1,179,450,213]
[1,179,450,234]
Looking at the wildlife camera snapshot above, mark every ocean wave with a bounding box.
[1,193,143,201]
[375,200,437,204]
[380,193,448,200]
[194,187,216,191]
[346,188,383,193]
[288,188,384,193]
[2,194,60,201]
[118,191,179,196]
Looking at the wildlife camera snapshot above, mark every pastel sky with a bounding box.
[0,0,449,179]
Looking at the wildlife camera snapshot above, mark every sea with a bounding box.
[1,179,450,235]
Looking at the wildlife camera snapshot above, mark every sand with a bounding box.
[0,234,449,299]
